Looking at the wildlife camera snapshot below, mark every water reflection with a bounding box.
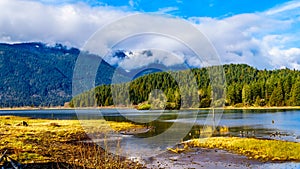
[1,108,300,142]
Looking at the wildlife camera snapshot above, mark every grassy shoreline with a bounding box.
[2,105,300,111]
[186,106,300,110]
[180,137,300,162]
[1,115,300,168]
[0,106,135,111]
[0,116,144,168]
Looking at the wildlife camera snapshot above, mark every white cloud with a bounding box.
[128,0,134,7]
[187,1,300,70]
[98,32,204,71]
[113,34,189,54]
[268,47,300,69]
[0,0,129,47]
[118,50,185,70]
[157,7,179,14]
[102,34,192,71]
[265,1,300,15]
[1,0,300,70]
[128,0,140,8]
[82,14,216,70]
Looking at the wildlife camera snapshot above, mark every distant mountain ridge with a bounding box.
[3,42,300,108]
[0,42,184,107]
[0,42,117,107]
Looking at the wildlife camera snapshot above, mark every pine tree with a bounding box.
[291,81,300,106]
[269,83,284,106]
[242,84,251,106]
[104,98,110,106]
[226,85,236,105]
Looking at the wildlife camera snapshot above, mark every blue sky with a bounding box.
[102,0,289,18]
[0,0,300,70]
[37,0,289,18]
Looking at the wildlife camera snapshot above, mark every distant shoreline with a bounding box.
[1,105,300,111]
[192,106,300,110]
[0,105,138,111]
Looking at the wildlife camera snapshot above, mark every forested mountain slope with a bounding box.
[70,64,300,108]
[0,42,116,107]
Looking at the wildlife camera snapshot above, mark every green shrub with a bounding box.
[136,103,151,110]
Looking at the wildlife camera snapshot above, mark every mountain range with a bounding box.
[0,42,117,107]
[3,42,300,108]
[0,42,171,107]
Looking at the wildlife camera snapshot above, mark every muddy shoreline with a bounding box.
[143,147,300,169]
[143,148,261,169]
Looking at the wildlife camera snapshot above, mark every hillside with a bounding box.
[2,42,300,108]
[70,64,300,108]
[0,42,116,107]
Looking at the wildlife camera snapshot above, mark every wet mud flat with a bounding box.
[143,147,299,169]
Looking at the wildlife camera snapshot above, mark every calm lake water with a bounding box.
[1,108,300,159]
[1,109,300,141]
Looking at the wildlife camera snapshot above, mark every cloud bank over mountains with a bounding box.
[0,0,299,70]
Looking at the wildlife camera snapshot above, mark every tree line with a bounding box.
[70,64,300,108]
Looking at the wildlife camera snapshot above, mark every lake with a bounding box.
[1,109,300,140]
[1,108,300,158]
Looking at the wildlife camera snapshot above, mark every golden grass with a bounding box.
[0,116,144,168]
[188,106,300,110]
[184,137,300,162]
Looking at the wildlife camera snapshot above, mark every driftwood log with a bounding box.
[16,121,28,126]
